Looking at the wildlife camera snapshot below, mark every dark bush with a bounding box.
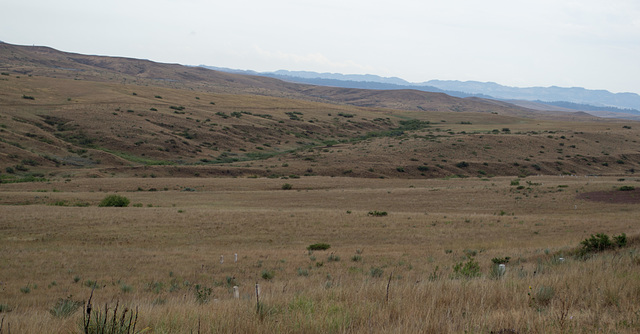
[368,211,388,216]
[491,257,511,265]
[307,243,331,251]
[261,270,275,280]
[98,195,130,207]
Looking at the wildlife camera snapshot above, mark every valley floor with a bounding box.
[1,175,639,333]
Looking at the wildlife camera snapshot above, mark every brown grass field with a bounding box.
[1,43,640,333]
[1,176,640,333]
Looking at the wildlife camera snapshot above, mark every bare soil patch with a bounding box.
[577,188,640,203]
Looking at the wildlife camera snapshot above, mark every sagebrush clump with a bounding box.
[98,195,130,207]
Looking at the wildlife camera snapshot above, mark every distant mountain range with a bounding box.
[199,66,640,117]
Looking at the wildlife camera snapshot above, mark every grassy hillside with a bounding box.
[1,43,639,181]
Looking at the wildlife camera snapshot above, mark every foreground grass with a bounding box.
[1,176,639,333]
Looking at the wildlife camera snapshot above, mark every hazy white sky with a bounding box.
[2,0,639,94]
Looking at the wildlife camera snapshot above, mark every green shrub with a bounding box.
[370,267,384,278]
[529,285,555,309]
[456,161,469,168]
[50,296,82,318]
[120,284,133,293]
[194,284,212,304]
[307,243,331,251]
[614,233,627,247]
[452,257,481,279]
[98,195,130,207]
[463,249,477,257]
[619,185,635,191]
[84,280,98,289]
[327,253,340,262]
[297,268,309,277]
[351,255,362,262]
[146,281,164,294]
[580,233,627,254]
[261,270,275,280]
[281,183,293,190]
[0,303,12,313]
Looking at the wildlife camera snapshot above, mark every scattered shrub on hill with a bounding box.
[456,161,469,168]
[619,185,635,191]
[337,112,354,118]
[98,195,130,207]
[307,243,331,251]
[281,183,293,190]
[22,95,35,100]
[397,119,430,131]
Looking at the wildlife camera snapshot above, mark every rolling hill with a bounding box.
[206,67,640,117]
[1,42,639,181]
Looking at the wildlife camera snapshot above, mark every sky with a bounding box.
[2,0,639,94]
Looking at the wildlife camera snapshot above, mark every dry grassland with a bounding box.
[1,175,639,333]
